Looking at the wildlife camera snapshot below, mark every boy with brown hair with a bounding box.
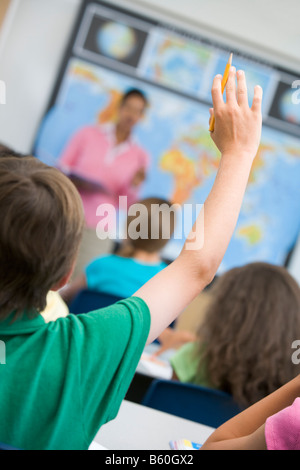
[0,69,263,449]
[60,196,176,305]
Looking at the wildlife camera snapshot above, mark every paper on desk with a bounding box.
[170,439,202,450]
[89,441,108,450]
[138,352,173,379]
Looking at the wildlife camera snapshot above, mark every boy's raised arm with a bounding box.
[134,68,263,344]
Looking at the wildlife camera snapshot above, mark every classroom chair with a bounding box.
[141,379,242,428]
[69,289,123,314]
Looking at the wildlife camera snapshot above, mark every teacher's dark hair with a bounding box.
[121,88,149,108]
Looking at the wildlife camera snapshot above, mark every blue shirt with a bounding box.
[85,254,168,298]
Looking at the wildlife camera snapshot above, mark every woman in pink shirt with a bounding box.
[58,89,150,228]
[57,89,150,276]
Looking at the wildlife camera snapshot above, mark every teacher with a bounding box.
[57,88,150,277]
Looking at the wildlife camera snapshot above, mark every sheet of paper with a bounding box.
[170,439,202,450]
[137,352,173,379]
[88,441,108,451]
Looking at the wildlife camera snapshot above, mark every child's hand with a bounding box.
[209,68,263,161]
[154,328,197,357]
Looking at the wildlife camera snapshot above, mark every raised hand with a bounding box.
[210,68,263,161]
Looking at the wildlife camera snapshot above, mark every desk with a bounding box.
[136,343,175,379]
[125,343,175,404]
[94,400,215,450]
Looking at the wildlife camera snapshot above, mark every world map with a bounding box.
[34,59,300,272]
[140,31,215,97]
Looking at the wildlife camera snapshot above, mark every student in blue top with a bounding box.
[61,197,176,303]
[61,197,198,347]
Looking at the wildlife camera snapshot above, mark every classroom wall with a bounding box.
[0,0,299,154]
[132,0,300,72]
[0,0,82,152]
[0,0,299,281]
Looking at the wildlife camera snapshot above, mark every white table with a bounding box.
[94,400,215,450]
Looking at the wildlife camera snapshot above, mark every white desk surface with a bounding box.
[94,400,215,450]
[135,343,176,380]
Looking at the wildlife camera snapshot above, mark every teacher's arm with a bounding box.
[58,129,84,175]
[58,129,105,193]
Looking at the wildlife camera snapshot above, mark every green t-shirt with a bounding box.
[0,297,150,450]
[170,342,213,388]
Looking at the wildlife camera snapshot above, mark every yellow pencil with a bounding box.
[209,52,233,132]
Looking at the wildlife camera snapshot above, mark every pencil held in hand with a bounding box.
[209,53,233,132]
[209,66,263,159]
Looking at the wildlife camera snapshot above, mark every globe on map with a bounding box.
[279,88,300,125]
[97,22,137,60]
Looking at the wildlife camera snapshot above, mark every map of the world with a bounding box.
[35,58,300,272]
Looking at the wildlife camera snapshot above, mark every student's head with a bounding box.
[197,262,300,408]
[0,143,25,159]
[0,156,84,321]
[117,88,148,133]
[118,197,176,257]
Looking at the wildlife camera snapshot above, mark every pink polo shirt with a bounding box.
[265,398,300,450]
[58,124,150,228]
